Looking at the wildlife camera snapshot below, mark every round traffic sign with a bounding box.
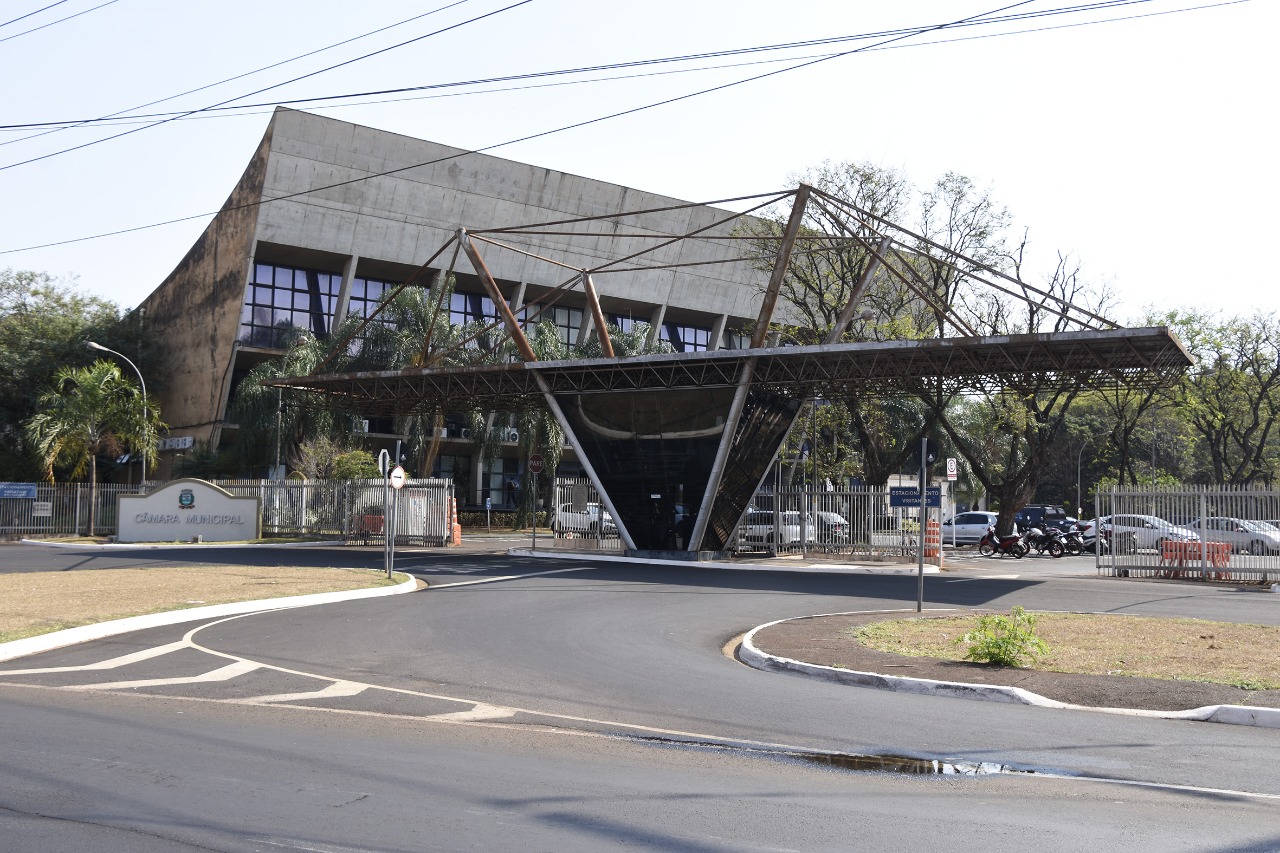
[528,454,544,474]
[389,465,406,489]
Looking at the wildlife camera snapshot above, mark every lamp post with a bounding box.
[86,341,147,486]
[1076,440,1091,519]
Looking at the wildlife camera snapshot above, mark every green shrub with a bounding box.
[954,606,1049,667]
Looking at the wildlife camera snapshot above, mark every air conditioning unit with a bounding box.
[460,427,473,439]
[435,427,449,438]
[360,420,370,432]
[504,429,519,443]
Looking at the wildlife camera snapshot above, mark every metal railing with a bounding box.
[729,486,932,559]
[541,478,937,559]
[1096,485,1280,582]
[1,478,454,545]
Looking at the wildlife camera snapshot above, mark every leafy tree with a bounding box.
[25,360,163,533]
[0,269,123,479]
[1169,310,1280,484]
[292,436,380,480]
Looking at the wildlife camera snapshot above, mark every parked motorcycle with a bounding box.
[1062,526,1085,556]
[978,525,1026,558]
[1024,526,1066,558]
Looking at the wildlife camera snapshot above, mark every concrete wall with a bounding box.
[254,109,766,321]
[140,123,273,457]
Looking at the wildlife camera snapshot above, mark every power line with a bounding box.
[0,0,533,172]
[2,0,1244,134]
[2,0,1160,131]
[1,0,1041,254]
[0,0,120,45]
[0,0,70,29]
[0,0,475,148]
[0,0,1249,256]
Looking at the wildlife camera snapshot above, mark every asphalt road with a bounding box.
[1,544,1277,851]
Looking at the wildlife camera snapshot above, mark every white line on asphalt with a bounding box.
[66,659,260,690]
[0,640,189,675]
[250,681,368,704]
[424,566,596,589]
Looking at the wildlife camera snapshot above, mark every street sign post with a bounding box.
[528,454,543,547]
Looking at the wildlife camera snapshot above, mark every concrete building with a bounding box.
[140,108,769,506]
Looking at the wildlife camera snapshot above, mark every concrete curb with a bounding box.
[506,549,941,575]
[0,573,418,664]
[20,538,337,550]
[739,612,1280,730]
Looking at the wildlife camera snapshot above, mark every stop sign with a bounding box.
[528,454,544,474]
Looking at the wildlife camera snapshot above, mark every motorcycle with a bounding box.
[1062,526,1085,556]
[1024,526,1065,558]
[978,525,1026,558]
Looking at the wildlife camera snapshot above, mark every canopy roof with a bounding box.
[266,326,1191,416]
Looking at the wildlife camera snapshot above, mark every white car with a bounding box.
[941,511,999,545]
[1096,514,1199,551]
[1188,517,1280,555]
[555,502,617,536]
[738,510,817,548]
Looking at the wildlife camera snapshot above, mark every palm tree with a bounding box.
[26,359,163,534]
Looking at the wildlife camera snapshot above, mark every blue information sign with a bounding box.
[889,486,941,508]
[0,483,37,499]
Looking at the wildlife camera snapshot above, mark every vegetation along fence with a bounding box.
[1,478,454,545]
[1096,486,1280,582]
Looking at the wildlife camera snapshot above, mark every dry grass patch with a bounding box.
[852,612,1280,690]
[0,566,399,643]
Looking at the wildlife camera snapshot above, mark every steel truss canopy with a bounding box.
[266,327,1191,417]
[268,184,1194,554]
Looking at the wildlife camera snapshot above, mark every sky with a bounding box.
[1,0,1274,323]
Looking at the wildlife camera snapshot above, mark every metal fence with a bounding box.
[1096,485,1280,582]
[730,486,935,559]
[1,478,454,545]
[546,478,624,552]
[542,478,938,560]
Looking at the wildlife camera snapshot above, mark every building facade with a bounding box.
[139,108,770,506]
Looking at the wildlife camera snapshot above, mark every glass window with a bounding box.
[660,321,711,353]
[239,261,340,349]
[607,313,637,334]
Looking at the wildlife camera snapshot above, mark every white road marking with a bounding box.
[426,566,594,589]
[247,681,368,704]
[67,659,260,690]
[426,702,517,721]
[0,640,189,675]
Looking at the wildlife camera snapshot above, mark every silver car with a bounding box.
[1189,517,1280,555]
[940,511,999,545]
[1097,514,1199,551]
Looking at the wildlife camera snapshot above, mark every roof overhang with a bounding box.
[265,326,1192,416]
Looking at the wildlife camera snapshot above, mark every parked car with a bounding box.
[739,510,818,548]
[1188,517,1280,554]
[1095,514,1199,551]
[940,511,999,545]
[555,502,617,536]
[1014,504,1074,533]
[814,511,850,546]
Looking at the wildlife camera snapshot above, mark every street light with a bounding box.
[1076,440,1091,519]
[86,341,148,486]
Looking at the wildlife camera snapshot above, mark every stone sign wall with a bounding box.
[117,479,261,543]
